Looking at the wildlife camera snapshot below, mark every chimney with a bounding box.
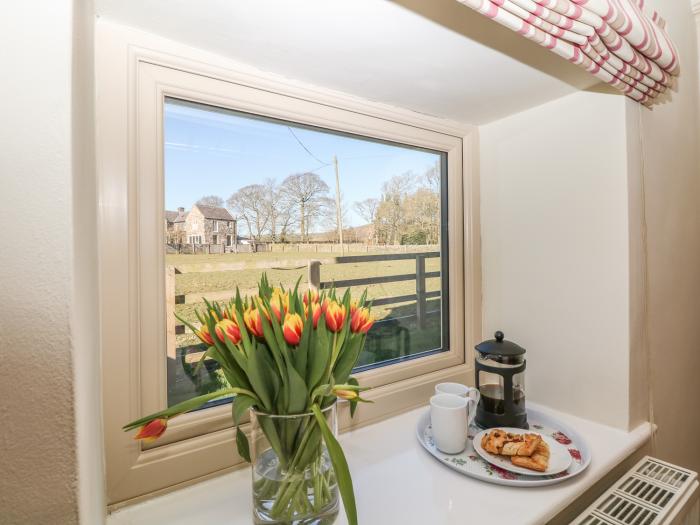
[178,207,185,213]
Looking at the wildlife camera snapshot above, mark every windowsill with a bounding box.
[107,402,651,524]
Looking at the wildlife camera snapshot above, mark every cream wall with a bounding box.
[479,92,632,430]
[634,0,700,473]
[0,2,104,524]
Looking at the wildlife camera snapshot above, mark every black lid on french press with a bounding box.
[475,331,526,357]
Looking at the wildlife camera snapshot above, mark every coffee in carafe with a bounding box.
[474,331,528,429]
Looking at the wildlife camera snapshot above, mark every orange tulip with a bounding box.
[349,300,359,316]
[305,302,322,328]
[244,307,265,338]
[350,307,374,334]
[334,389,358,401]
[325,301,346,333]
[194,324,214,346]
[282,313,304,346]
[215,318,241,345]
[134,418,167,443]
[269,292,289,322]
[303,289,320,305]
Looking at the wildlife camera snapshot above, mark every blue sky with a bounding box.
[164,99,441,228]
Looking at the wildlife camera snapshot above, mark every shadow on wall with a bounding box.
[390,0,602,91]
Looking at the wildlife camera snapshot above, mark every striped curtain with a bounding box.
[456,0,679,105]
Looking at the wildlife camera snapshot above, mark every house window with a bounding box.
[213,220,219,232]
[164,97,454,407]
[100,52,477,505]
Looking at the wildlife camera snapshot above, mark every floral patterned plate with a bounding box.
[472,428,572,476]
[416,406,591,487]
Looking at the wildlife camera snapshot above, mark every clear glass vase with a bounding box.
[251,403,339,525]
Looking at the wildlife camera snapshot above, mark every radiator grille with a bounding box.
[572,456,697,525]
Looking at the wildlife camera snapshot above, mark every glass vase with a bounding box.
[251,403,339,525]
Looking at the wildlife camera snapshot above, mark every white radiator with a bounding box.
[572,457,699,525]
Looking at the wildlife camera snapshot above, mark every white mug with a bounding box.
[435,382,480,427]
[430,394,469,454]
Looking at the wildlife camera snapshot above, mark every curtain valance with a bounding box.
[457,0,679,105]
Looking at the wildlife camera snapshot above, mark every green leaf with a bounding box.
[236,427,251,463]
[232,395,256,425]
[333,335,364,385]
[311,404,357,525]
[248,342,274,411]
[348,377,360,418]
[286,365,308,414]
[123,387,259,431]
[307,323,331,391]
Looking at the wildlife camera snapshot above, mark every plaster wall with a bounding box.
[0,1,104,524]
[479,92,632,430]
[634,0,700,473]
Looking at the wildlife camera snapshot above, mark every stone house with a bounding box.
[183,204,236,247]
[164,207,188,244]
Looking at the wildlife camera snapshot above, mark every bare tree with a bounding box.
[423,163,440,194]
[279,172,330,242]
[354,198,379,225]
[196,195,225,207]
[226,184,270,241]
[374,172,417,245]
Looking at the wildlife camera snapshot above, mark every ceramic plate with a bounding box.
[416,404,591,487]
[472,428,572,477]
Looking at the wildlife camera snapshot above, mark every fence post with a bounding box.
[416,254,426,329]
[165,265,177,388]
[308,260,321,291]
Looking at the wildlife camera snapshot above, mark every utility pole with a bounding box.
[333,155,344,254]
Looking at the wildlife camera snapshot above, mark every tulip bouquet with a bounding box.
[123,275,374,525]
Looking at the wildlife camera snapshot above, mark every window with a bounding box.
[164,98,452,407]
[98,36,479,506]
[213,220,219,232]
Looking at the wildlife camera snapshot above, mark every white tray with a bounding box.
[416,406,591,487]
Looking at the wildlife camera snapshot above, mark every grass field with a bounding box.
[167,248,445,406]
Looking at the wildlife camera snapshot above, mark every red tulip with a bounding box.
[350,307,374,334]
[244,307,265,338]
[194,324,214,346]
[282,313,304,346]
[303,289,320,305]
[325,301,346,333]
[305,302,322,328]
[134,418,167,443]
[349,300,359,316]
[215,318,241,345]
[269,292,289,322]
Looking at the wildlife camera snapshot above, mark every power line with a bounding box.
[286,126,329,166]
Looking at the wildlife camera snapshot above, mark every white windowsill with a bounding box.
[107,403,651,525]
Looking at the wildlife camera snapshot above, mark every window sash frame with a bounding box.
[97,22,481,507]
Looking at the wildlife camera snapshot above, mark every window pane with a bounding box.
[164,98,449,407]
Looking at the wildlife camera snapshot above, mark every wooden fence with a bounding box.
[166,251,441,363]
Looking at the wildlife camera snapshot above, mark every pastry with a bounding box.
[510,441,550,472]
[501,433,541,457]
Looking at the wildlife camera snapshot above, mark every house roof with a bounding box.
[164,209,188,223]
[196,204,234,221]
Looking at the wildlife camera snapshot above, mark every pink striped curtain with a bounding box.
[456,0,679,105]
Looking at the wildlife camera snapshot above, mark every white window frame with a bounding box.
[213,220,219,232]
[97,21,481,508]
